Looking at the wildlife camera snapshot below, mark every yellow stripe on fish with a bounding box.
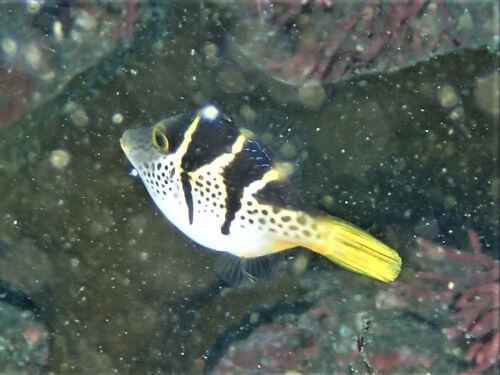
[120,105,402,282]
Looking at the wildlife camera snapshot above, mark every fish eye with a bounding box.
[152,125,169,154]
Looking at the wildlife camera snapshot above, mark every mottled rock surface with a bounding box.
[0,1,497,373]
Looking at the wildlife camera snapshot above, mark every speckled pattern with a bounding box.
[143,159,183,204]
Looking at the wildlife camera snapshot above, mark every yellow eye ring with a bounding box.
[152,124,169,154]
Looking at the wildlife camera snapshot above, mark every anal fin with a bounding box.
[214,253,285,286]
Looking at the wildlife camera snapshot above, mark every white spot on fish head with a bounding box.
[200,105,219,121]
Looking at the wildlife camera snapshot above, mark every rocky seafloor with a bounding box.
[0,1,498,373]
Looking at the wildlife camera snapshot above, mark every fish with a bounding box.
[120,105,402,282]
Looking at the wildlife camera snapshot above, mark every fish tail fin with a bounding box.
[304,217,402,282]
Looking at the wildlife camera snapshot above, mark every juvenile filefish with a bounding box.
[120,105,402,282]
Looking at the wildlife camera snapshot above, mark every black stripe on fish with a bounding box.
[180,171,194,224]
[181,113,239,172]
[220,139,273,235]
[157,112,197,154]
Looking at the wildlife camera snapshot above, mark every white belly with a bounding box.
[147,183,276,258]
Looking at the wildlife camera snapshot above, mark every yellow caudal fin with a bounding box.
[304,217,402,282]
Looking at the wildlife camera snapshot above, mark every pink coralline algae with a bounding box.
[389,230,499,375]
[227,0,497,85]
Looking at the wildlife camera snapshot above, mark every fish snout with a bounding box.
[120,130,133,154]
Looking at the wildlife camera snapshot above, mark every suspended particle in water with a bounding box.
[26,0,42,14]
[112,113,124,124]
[53,20,64,42]
[50,149,71,169]
[70,106,89,127]
[1,38,17,56]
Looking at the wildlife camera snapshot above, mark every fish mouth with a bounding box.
[120,130,132,155]
[120,126,152,166]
